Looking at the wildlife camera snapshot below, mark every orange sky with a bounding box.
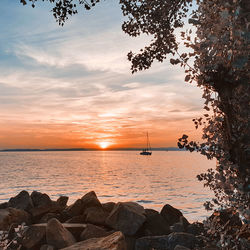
[0,1,204,150]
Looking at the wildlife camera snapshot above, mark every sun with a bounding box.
[98,141,110,149]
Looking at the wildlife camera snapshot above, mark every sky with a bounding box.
[0,0,204,150]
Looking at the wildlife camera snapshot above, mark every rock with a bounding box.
[8,190,34,211]
[84,206,109,225]
[81,191,102,209]
[135,235,169,250]
[0,202,9,209]
[30,201,63,220]
[125,236,136,250]
[106,202,146,236]
[160,204,183,226]
[40,244,55,250]
[61,231,126,250]
[0,208,31,230]
[171,222,185,233]
[31,191,52,207]
[102,202,116,213]
[186,222,203,235]
[57,196,69,207]
[167,232,197,250]
[46,218,76,249]
[22,224,46,249]
[63,223,87,240]
[80,224,113,241]
[65,199,84,217]
[66,215,86,224]
[174,245,191,250]
[40,213,61,223]
[140,209,170,236]
[179,216,190,230]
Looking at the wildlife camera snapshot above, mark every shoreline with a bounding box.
[0,190,248,249]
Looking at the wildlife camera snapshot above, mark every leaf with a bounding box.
[185,75,191,82]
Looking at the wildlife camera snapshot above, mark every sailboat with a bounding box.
[140,132,152,155]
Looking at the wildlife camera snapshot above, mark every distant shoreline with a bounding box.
[0,147,185,152]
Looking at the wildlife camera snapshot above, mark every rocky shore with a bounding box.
[0,191,249,250]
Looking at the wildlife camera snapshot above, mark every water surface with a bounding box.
[0,151,215,221]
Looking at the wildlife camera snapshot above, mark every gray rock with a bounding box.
[80,223,113,241]
[81,191,102,210]
[66,215,86,224]
[84,206,109,225]
[168,232,197,250]
[65,199,84,217]
[46,218,76,249]
[174,245,191,250]
[140,209,170,236]
[102,202,116,213]
[61,231,126,250]
[31,191,52,207]
[160,204,183,226]
[0,208,31,230]
[106,202,146,236]
[8,190,34,211]
[135,235,169,250]
[40,244,55,250]
[170,222,185,233]
[22,224,46,249]
[57,196,69,207]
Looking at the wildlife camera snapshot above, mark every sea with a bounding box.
[0,150,215,221]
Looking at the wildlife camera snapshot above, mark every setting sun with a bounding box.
[98,141,110,149]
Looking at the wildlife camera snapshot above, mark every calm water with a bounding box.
[0,151,215,221]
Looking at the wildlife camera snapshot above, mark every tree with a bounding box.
[21,0,249,219]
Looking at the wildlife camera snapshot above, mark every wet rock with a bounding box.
[139,209,170,236]
[160,204,183,226]
[106,202,146,236]
[46,218,76,249]
[135,235,169,250]
[8,190,34,211]
[167,232,197,250]
[102,202,116,213]
[0,208,31,230]
[61,231,126,250]
[80,223,113,241]
[174,245,191,250]
[22,224,46,249]
[84,206,109,225]
[57,196,69,208]
[31,191,52,207]
[40,244,55,250]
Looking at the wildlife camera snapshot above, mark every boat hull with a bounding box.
[140,151,152,155]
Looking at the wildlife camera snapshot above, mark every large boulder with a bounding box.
[80,224,113,241]
[61,231,126,250]
[140,209,171,236]
[106,202,146,236]
[81,191,102,209]
[84,206,109,225]
[167,232,197,250]
[31,191,52,207]
[65,199,84,217]
[102,202,116,213]
[0,208,31,230]
[57,196,69,208]
[46,218,76,249]
[21,224,46,249]
[160,204,183,226]
[8,190,34,211]
[135,235,169,250]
